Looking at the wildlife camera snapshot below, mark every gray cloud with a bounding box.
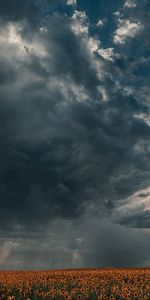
[0,0,150,268]
[0,0,67,28]
[0,3,150,224]
[0,217,150,269]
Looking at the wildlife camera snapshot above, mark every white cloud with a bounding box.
[66,0,77,6]
[71,11,101,54]
[97,47,115,61]
[71,10,88,35]
[113,19,143,44]
[97,19,105,28]
[115,187,150,220]
[113,11,121,17]
[134,113,150,127]
[124,0,137,8]
[87,37,100,53]
[71,10,102,56]
[0,22,47,60]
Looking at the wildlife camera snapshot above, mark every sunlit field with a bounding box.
[0,268,149,299]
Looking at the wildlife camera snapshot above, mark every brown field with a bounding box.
[0,268,149,299]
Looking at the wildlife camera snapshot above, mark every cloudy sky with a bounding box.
[0,0,150,270]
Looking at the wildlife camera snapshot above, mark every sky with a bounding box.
[0,0,150,270]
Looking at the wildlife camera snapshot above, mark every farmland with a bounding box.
[0,268,149,299]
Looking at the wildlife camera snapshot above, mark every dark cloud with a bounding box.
[118,211,150,228]
[81,219,150,268]
[0,0,150,268]
[0,218,150,269]
[0,0,67,27]
[0,0,39,27]
[0,4,150,226]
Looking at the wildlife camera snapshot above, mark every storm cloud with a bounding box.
[0,0,150,268]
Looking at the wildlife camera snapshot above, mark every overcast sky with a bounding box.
[0,0,150,270]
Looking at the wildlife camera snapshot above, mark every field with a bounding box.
[0,268,149,300]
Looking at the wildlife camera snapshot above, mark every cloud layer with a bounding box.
[0,0,150,268]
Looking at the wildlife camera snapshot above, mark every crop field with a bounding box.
[0,268,149,300]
